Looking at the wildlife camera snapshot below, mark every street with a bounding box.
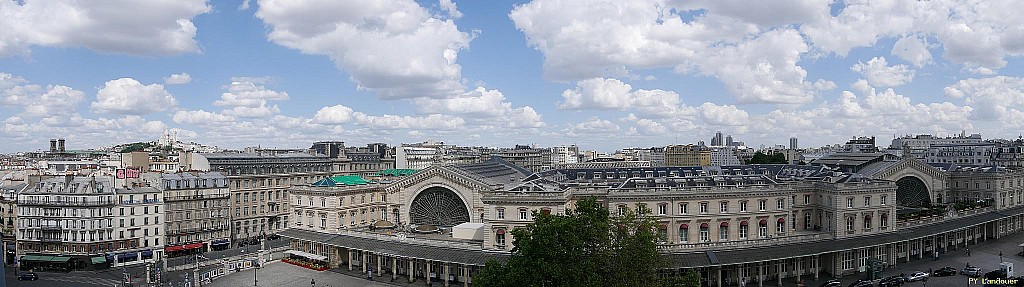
[208,262,393,287]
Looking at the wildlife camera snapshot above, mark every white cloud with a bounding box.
[567,117,620,134]
[851,57,916,88]
[438,0,462,19]
[221,102,281,118]
[801,0,1024,72]
[313,105,356,125]
[0,0,210,57]
[353,113,465,130]
[415,87,545,128]
[239,0,252,10]
[172,110,236,125]
[695,28,819,104]
[697,103,749,126]
[891,35,933,67]
[91,78,177,115]
[164,73,192,85]
[256,0,472,99]
[559,78,686,116]
[944,76,1024,120]
[213,79,289,107]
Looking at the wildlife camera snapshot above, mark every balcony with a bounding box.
[18,199,114,207]
[39,225,62,231]
[39,237,63,243]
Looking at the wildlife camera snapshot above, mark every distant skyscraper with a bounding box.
[790,137,798,149]
[725,135,734,147]
[711,131,724,146]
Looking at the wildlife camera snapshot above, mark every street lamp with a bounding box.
[1000,251,1004,262]
[254,263,260,287]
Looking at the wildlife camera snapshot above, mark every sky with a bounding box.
[1,0,1023,154]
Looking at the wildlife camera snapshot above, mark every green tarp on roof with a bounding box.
[21,255,45,261]
[91,256,106,264]
[311,175,371,187]
[376,169,418,176]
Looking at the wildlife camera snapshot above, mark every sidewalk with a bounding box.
[327,266,461,287]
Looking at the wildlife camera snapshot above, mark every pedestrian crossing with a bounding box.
[38,274,121,287]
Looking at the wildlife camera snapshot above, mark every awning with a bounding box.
[284,250,328,261]
[117,253,137,260]
[680,223,688,229]
[184,243,204,250]
[141,250,153,257]
[21,255,46,262]
[374,220,396,229]
[777,218,785,223]
[759,219,768,225]
[740,221,748,226]
[165,245,184,252]
[212,239,231,245]
[720,222,729,227]
[91,256,107,264]
[48,256,70,263]
[865,214,873,220]
[496,229,505,235]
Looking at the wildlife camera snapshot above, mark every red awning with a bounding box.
[183,243,204,250]
[720,222,729,227]
[700,223,709,228]
[165,245,184,252]
[496,229,506,235]
[740,221,748,226]
[865,214,873,220]
[777,217,785,223]
[680,224,689,229]
[759,219,768,225]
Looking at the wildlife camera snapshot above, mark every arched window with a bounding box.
[679,224,688,243]
[496,229,506,246]
[699,223,710,242]
[758,219,768,238]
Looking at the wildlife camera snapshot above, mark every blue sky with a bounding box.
[1,0,1023,153]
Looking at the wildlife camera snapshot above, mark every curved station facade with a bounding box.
[281,154,1024,287]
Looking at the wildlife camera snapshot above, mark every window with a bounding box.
[841,251,854,270]
[758,200,766,211]
[519,209,528,220]
[679,203,688,214]
[804,213,812,229]
[496,230,506,246]
[846,217,855,231]
[497,208,505,219]
[657,204,666,215]
[739,224,748,239]
[863,215,872,229]
[776,199,784,210]
[880,213,888,228]
[864,196,871,207]
[699,202,708,214]
[804,195,810,204]
[740,201,748,212]
[320,214,327,229]
[699,226,709,242]
[758,222,767,238]
[617,205,626,216]
[880,195,887,205]
[679,226,688,243]
[720,202,728,213]
[719,225,729,241]
[776,221,785,233]
[847,198,854,208]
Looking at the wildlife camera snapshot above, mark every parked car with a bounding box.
[933,266,957,276]
[18,272,38,281]
[268,234,281,240]
[847,279,874,287]
[962,265,984,277]
[818,279,843,287]
[878,275,905,287]
[905,271,929,282]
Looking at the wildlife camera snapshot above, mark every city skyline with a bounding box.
[1,0,1023,153]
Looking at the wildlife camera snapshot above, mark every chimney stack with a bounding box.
[49,139,57,152]
[58,138,66,152]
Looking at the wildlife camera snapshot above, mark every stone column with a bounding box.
[409,258,415,282]
[777,260,782,286]
[392,257,397,281]
[427,260,433,285]
[717,267,723,287]
[906,241,911,262]
[813,255,819,280]
[890,243,897,268]
[444,263,451,287]
[758,262,764,287]
[918,239,924,259]
[348,249,353,271]
[463,265,470,287]
[362,251,367,273]
[796,258,802,283]
[377,255,382,278]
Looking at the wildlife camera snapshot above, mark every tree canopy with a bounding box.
[747,151,788,164]
[474,197,699,287]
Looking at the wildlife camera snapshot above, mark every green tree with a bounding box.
[475,197,673,287]
[747,151,788,164]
